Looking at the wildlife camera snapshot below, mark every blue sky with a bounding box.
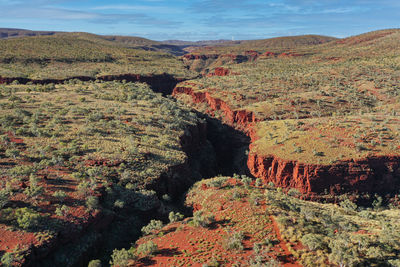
[0,0,399,41]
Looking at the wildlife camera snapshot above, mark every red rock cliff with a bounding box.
[173,84,400,196]
[248,153,400,195]
[172,86,256,131]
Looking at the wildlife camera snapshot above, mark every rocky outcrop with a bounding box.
[172,86,257,130]
[173,84,400,197]
[213,67,230,76]
[0,73,183,95]
[262,51,275,57]
[183,54,219,60]
[248,153,400,195]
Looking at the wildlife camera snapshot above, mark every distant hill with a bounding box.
[0,28,59,38]
[188,34,338,54]
[0,28,186,56]
[162,39,235,46]
[0,34,196,79]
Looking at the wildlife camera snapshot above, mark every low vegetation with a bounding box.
[117,176,400,266]
[0,80,202,265]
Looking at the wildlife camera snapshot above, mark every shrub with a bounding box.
[192,211,215,228]
[55,205,69,217]
[88,259,102,267]
[86,196,99,211]
[15,208,41,230]
[0,189,9,209]
[224,231,244,251]
[5,149,20,159]
[169,211,184,223]
[241,176,252,188]
[301,234,326,251]
[141,220,163,235]
[24,174,44,198]
[328,237,360,267]
[114,199,124,209]
[340,198,357,213]
[53,190,67,200]
[109,248,133,267]
[161,194,171,202]
[136,241,158,256]
[1,252,14,267]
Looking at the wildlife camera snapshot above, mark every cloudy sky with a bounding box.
[0,0,399,41]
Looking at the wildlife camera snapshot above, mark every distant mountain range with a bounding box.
[0,28,338,56]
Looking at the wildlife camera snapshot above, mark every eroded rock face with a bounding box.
[0,73,182,95]
[214,67,230,76]
[172,86,256,130]
[173,84,400,196]
[247,153,400,195]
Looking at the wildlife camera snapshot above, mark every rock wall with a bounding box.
[173,84,400,196]
[0,73,182,95]
[172,86,256,130]
[248,153,400,195]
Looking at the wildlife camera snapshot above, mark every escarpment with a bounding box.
[0,73,183,95]
[247,153,400,195]
[172,86,257,131]
[172,83,400,196]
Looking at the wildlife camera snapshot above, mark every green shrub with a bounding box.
[86,196,99,211]
[241,176,252,188]
[0,189,9,209]
[136,241,158,256]
[88,259,102,267]
[55,205,69,217]
[224,231,244,251]
[340,198,357,213]
[169,211,184,223]
[109,248,133,267]
[15,208,41,230]
[1,252,14,267]
[141,220,163,235]
[192,211,215,228]
[301,234,326,251]
[53,190,67,200]
[5,149,20,159]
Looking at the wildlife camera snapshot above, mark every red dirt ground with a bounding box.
[131,179,302,266]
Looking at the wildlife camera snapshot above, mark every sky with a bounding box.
[0,0,399,41]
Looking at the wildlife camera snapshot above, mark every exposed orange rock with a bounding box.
[213,67,230,76]
[172,86,257,130]
[247,152,400,195]
[174,84,400,196]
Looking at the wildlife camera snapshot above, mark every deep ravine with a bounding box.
[18,76,252,267]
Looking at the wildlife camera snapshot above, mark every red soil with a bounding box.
[270,216,301,266]
[132,179,302,266]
